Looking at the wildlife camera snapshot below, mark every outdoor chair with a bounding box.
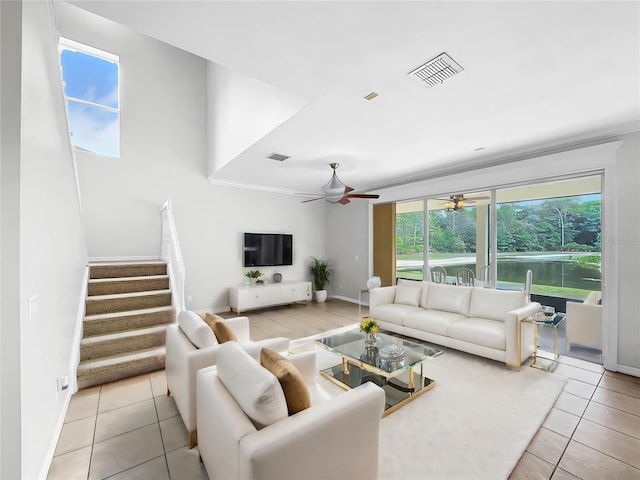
[456,267,475,286]
[430,266,447,283]
[566,291,602,350]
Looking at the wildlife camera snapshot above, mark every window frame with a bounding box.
[59,37,121,158]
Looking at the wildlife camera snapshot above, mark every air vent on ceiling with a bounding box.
[266,153,290,162]
[408,52,463,88]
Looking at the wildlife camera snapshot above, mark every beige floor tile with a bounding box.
[562,379,596,400]
[557,355,604,374]
[159,414,189,453]
[599,375,640,399]
[605,370,640,385]
[572,418,640,469]
[509,451,554,480]
[554,363,603,386]
[550,468,580,480]
[99,374,153,413]
[107,456,169,480]
[542,408,581,438]
[553,392,589,417]
[250,318,290,336]
[54,416,96,456]
[583,401,640,440]
[155,393,180,421]
[65,386,100,422]
[89,424,164,480]
[149,370,168,397]
[558,440,640,480]
[526,427,570,466]
[592,386,640,417]
[47,445,91,480]
[166,446,209,480]
[94,398,157,442]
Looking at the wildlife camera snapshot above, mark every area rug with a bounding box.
[291,327,567,480]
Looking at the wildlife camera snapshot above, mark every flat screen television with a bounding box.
[243,232,293,267]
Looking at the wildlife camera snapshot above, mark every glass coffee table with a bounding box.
[316,329,443,416]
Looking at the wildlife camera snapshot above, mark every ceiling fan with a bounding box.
[435,193,490,212]
[301,163,380,205]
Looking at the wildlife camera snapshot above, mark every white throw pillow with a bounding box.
[216,342,288,429]
[426,283,473,316]
[177,310,218,349]
[394,285,422,306]
[468,288,526,322]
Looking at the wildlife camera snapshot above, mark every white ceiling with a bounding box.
[68,1,640,198]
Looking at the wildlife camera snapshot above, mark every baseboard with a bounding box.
[329,294,361,305]
[613,363,640,378]
[68,265,88,393]
[38,388,73,480]
[88,255,161,263]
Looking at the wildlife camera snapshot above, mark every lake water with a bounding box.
[443,259,601,291]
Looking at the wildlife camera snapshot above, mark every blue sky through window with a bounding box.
[60,41,119,157]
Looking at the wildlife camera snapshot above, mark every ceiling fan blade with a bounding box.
[344,186,355,194]
[338,197,351,205]
[300,197,325,203]
[344,194,380,199]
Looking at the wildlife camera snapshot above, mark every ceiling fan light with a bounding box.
[322,174,346,196]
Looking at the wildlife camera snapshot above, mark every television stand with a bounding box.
[229,281,312,314]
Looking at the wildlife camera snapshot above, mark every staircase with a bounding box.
[77,261,175,389]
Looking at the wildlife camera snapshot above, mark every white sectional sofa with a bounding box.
[369,281,540,369]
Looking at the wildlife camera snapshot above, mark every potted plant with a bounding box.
[244,269,262,286]
[309,257,331,303]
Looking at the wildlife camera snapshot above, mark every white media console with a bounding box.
[229,281,312,314]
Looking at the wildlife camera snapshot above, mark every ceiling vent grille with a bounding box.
[266,153,290,162]
[409,52,463,87]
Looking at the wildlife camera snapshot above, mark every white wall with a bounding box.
[12,2,89,478]
[55,3,327,312]
[206,61,308,176]
[325,200,370,301]
[1,2,23,478]
[614,133,640,370]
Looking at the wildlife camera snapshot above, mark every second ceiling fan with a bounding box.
[302,163,380,205]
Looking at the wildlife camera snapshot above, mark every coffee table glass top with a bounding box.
[316,329,443,416]
[317,329,443,375]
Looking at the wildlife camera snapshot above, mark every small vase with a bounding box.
[364,332,377,346]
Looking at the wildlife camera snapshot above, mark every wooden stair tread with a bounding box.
[85,289,171,301]
[88,274,169,283]
[77,346,166,371]
[84,306,174,321]
[80,325,168,345]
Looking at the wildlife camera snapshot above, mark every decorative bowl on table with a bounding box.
[378,344,406,370]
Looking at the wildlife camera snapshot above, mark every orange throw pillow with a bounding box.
[260,347,311,415]
[203,313,238,343]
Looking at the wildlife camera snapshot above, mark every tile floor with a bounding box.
[48,300,640,480]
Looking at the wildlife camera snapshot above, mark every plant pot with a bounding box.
[313,290,328,303]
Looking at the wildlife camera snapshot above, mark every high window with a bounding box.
[59,38,120,157]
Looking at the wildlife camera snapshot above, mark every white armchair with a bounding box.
[165,314,289,448]
[196,342,386,480]
[566,291,602,350]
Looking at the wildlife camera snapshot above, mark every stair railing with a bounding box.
[161,199,186,314]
